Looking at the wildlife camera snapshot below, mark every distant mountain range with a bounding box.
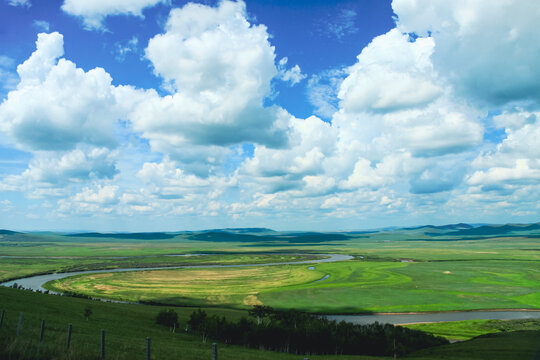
[430,223,540,236]
[1,222,539,241]
[403,223,474,231]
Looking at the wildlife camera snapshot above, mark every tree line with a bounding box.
[157,305,448,356]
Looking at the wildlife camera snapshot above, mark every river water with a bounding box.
[0,254,352,292]
[327,310,540,325]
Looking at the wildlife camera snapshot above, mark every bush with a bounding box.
[156,309,178,328]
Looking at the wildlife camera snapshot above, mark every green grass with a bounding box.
[1,230,539,262]
[404,330,540,359]
[1,286,538,360]
[402,319,540,340]
[45,259,540,313]
[2,229,540,359]
[0,286,388,360]
[0,253,323,282]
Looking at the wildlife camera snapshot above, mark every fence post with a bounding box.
[40,320,45,342]
[66,323,72,349]
[212,342,218,360]
[0,309,4,328]
[16,312,23,335]
[146,337,151,360]
[101,329,105,358]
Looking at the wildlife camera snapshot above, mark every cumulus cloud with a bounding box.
[61,0,168,30]
[125,0,290,175]
[0,33,119,151]
[393,0,540,108]
[58,185,119,214]
[0,32,128,199]
[468,109,540,191]
[0,147,118,197]
[338,29,442,113]
[3,0,539,228]
[239,115,337,193]
[236,26,483,205]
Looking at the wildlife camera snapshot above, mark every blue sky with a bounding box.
[0,0,539,231]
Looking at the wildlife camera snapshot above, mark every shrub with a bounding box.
[156,309,178,328]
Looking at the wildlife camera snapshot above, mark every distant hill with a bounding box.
[65,232,177,240]
[441,223,540,236]
[2,222,539,241]
[403,223,473,231]
[187,231,350,243]
[201,228,275,234]
[0,230,20,235]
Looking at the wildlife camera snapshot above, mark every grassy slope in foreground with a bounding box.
[0,287,387,360]
[1,287,538,360]
[45,259,540,313]
[404,330,540,360]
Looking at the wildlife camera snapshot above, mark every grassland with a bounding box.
[1,224,540,358]
[1,286,539,360]
[45,258,540,313]
[405,330,540,360]
[0,253,322,282]
[402,318,540,340]
[0,286,388,360]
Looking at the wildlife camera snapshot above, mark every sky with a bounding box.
[0,0,539,232]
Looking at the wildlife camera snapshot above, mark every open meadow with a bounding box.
[1,224,540,358]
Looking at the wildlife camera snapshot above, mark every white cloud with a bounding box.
[0,32,128,200]
[493,110,537,131]
[61,0,168,30]
[0,147,118,196]
[3,1,540,229]
[0,199,14,211]
[58,185,119,214]
[33,20,50,32]
[0,56,18,97]
[384,101,483,157]
[468,109,540,192]
[323,8,358,40]
[0,32,120,151]
[307,68,345,119]
[338,29,442,113]
[113,36,138,62]
[277,57,306,86]
[7,0,30,7]
[239,115,337,192]
[468,159,540,187]
[126,0,290,175]
[393,0,540,108]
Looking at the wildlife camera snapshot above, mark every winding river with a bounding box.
[0,254,352,292]
[2,253,539,325]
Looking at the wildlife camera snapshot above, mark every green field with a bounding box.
[1,225,540,358]
[402,318,540,340]
[0,253,323,282]
[0,286,388,360]
[1,287,539,360]
[45,259,540,313]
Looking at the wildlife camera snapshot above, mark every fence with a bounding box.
[0,310,321,359]
[0,310,277,360]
